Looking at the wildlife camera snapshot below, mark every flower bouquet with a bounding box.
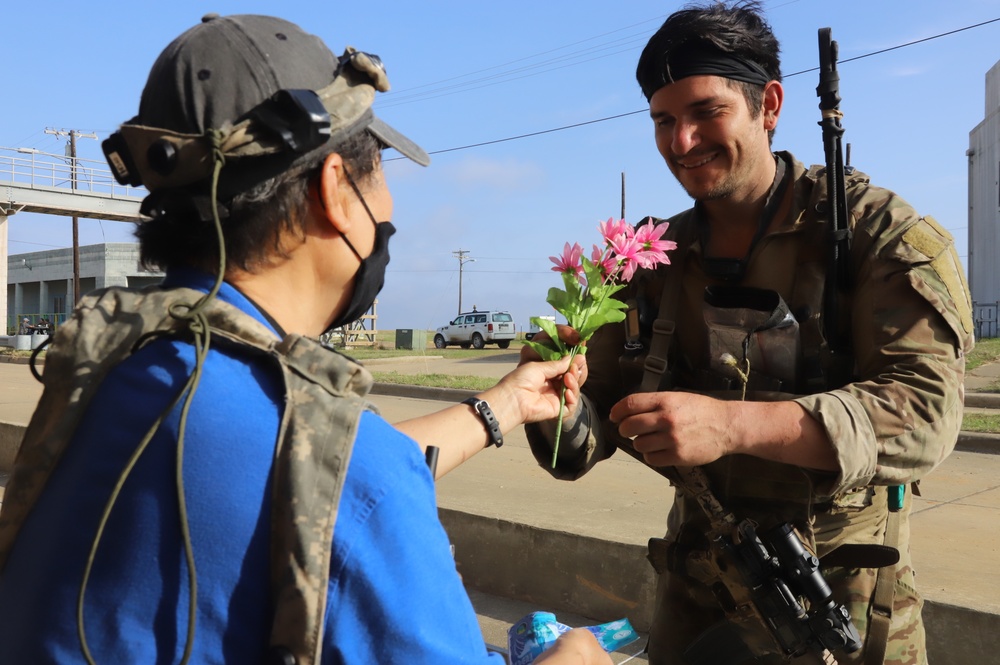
[525,217,676,467]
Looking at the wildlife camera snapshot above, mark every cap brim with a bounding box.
[368,115,431,167]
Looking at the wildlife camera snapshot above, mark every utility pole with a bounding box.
[452,249,476,315]
[621,172,626,220]
[46,128,97,304]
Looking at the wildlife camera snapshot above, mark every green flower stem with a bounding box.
[551,344,582,469]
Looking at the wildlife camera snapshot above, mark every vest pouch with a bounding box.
[619,349,647,395]
[702,286,800,392]
[700,454,818,537]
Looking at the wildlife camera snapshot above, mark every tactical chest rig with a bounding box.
[0,285,372,665]
[617,162,905,664]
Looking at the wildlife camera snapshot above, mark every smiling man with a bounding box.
[522,2,973,663]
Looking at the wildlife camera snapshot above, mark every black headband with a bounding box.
[642,42,772,100]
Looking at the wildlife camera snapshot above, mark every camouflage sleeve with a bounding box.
[794,184,974,497]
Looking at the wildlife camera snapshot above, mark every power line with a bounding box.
[378,16,666,108]
[783,16,1000,77]
[386,15,1000,161]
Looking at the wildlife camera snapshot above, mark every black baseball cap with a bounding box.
[106,13,428,199]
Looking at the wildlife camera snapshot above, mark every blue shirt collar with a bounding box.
[160,266,281,338]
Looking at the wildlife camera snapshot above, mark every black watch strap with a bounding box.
[462,397,504,448]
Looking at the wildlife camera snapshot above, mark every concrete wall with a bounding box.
[6,242,162,331]
[969,60,1000,319]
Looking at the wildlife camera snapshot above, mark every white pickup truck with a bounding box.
[434,309,516,349]
[524,315,556,341]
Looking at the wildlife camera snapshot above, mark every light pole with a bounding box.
[453,249,476,315]
[45,128,97,304]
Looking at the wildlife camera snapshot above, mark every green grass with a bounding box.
[369,371,497,392]
[966,338,1000,394]
[967,337,1000,372]
[346,344,521,361]
[961,412,1000,434]
[0,348,38,359]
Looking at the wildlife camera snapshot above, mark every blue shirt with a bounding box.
[0,269,502,664]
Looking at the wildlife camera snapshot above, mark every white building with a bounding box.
[6,242,163,334]
[969,59,1000,338]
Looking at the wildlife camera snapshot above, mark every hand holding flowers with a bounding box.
[526,217,676,467]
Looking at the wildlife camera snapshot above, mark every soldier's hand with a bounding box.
[610,391,735,467]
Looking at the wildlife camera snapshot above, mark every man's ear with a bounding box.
[762,80,783,131]
[317,152,351,234]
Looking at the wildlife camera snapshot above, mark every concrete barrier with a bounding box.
[441,508,1000,665]
[13,335,30,351]
[0,423,25,471]
[440,508,658,631]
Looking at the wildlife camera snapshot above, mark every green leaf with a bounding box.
[524,339,567,361]
[529,316,568,356]
[560,270,584,300]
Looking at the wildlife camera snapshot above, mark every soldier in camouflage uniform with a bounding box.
[523,3,972,664]
[0,14,605,665]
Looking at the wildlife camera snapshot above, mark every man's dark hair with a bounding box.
[135,131,383,273]
[636,1,781,126]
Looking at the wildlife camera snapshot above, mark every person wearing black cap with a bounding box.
[523,2,971,663]
[0,14,607,665]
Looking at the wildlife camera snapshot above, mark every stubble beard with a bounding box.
[672,163,740,202]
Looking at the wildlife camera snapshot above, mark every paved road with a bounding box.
[3,355,998,662]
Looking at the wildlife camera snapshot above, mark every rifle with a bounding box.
[682,514,863,665]
[617,443,862,664]
[816,27,853,371]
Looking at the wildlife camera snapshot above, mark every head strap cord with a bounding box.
[77,131,231,665]
[338,167,379,262]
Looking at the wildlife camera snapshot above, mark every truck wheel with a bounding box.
[497,340,511,349]
[472,333,485,349]
[434,335,447,349]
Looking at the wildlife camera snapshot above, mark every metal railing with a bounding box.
[0,146,145,201]
[6,312,65,337]
[974,301,998,339]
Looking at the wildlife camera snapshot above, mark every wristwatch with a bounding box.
[462,397,504,448]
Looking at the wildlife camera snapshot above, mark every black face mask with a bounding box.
[327,170,395,331]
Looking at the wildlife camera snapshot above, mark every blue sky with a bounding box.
[4,0,999,331]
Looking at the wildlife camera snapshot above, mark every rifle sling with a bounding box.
[864,503,902,665]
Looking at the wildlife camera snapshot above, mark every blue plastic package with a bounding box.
[507,611,640,664]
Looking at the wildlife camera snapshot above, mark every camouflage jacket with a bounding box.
[0,285,374,665]
[528,152,973,543]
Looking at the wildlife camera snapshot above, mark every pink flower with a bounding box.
[634,221,677,269]
[590,244,617,282]
[607,234,642,282]
[550,242,585,284]
[598,217,632,247]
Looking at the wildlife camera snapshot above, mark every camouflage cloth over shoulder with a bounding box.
[0,285,375,665]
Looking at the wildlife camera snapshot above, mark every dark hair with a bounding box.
[636,1,781,125]
[136,129,383,273]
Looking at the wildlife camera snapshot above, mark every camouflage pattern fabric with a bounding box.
[645,487,924,665]
[0,285,374,665]
[526,152,972,664]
